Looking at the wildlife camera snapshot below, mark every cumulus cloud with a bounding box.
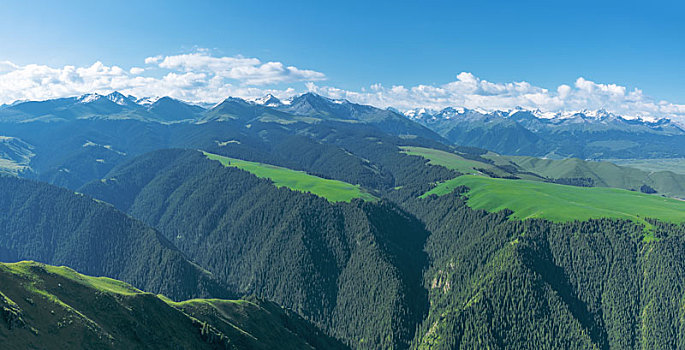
[306,74,685,121]
[0,51,326,104]
[0,50,684,121]
[146,52,325,85]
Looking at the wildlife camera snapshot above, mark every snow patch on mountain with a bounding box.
[253,94,283,107]
[106,92,135,106]
[135,96,161,106]
[405,106,672,126]
[77,93,102,104]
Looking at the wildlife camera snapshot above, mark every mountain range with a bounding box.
[404,107,685,159]
[3,90,685,349]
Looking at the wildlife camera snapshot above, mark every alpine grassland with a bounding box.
[424,175,685,231]
[204,151,377,202]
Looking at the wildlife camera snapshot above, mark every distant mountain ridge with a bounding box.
[0,92,441,140]
[0,91,206,123]
[404,107,684,133]
[4,91,685,160]
[403,106,685,159]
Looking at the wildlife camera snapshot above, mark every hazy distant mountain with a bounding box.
[275,93,444,139]
[146,96,206,122]
[5,91,685,162]
[0,92,205,123]
[405,107,685,159]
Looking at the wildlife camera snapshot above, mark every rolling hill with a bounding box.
[0,261,347,350]
[403,145,685,198]
[6,92,685,349]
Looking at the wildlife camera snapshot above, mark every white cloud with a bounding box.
[0,61,18,73]
[0,51,326,104]
[0,50,684,121]
[146,52,325,85]
[144,55,163,65]
[306,73,685,121]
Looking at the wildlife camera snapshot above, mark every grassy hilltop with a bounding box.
[204,151,377,202]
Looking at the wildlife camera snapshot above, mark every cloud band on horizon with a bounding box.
[0,50,684,121]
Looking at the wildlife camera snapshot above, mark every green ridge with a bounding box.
[204,151,377,202]
[0,261,347,350]
[424,175,685,230]
[400,146,488,174]
[400,146,512,177]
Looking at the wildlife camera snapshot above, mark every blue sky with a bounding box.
[1,0,684,117]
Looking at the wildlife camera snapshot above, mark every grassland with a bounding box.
[3,262,142,296]
[204,151,377,203]
[606,158,685,175]
[400,146,515,177]
[0,261,346,350]
[424,175,685,232]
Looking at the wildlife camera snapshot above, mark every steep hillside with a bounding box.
[0,176,230,300]
[0,261,347,350]
[0,136,34,176]
[393,192,685,349]
[81,149,431,349]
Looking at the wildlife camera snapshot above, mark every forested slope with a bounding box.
[0,176,231,301]
[394,190,685,349]
[81,149,431,349]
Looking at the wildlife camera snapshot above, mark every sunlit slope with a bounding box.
[204,151,377,202]
[494,155,685,194]
[400,146,518,177]
[0,261,346,350]
[424,175,685,226]
[403,145,685,198]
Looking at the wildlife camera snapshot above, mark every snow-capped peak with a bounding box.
[135,96,161,106]
[404,108,436,120]
[105,91,134,106]
[253,94,283,107]
[403,105,677,128]
[77,93,103,104]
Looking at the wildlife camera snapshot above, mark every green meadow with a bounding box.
[400,146,488,173]
[423,175,685,231]
[3,261,143,296]
[400,146,522,178]
[404,145,685,234]
[204,151,377,203]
